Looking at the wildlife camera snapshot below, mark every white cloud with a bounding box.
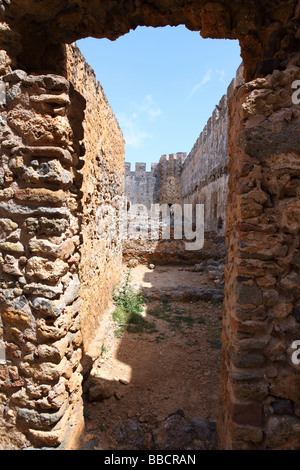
[132,94,163,121]
[117,111,152,150]
[190,68,212,97]
[216,68,225,83]
[117,94,162,149]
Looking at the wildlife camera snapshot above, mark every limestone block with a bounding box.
[26,257,68,282]
[0,241,24,253]
[14,188,67,206]
[19,361,61,383]
[36,345,61,364]
[0,218,18,232]
[17,399,69,430]
[23,282,63,299]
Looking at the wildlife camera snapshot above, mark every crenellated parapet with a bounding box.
[125,161,158,177]
[125,153,187,209]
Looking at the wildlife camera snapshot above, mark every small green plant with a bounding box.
[98,423,106,432]
[112,268,154,337]
[205,324,222,349]
[101,344,107,357]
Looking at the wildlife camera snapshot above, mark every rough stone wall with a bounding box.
[125,162,159,210]
[219,53,300,450]
[4,0,300,82]
[0,46,125,449]
[180,65,244,233]
[157,153,186,205]
[124,154,186,263]
[0,69,85,449]
[65,45,125,366]
[125,153,186,210]
[0,0,300,452]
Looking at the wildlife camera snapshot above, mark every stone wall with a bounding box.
[125,68,243,236]
[125,152,186,210]
[125,162,159,210]
[5,0,300,83]
[180,65,244,233]
[219,53,300,450]
[0,45,125,449]
[65,45,125,368]
[157,153,186,205]
[1,0,300,451]
[0,69,85,449]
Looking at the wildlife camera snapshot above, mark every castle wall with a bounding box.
[124,67,243,235]
[125,162,159,210]
[180,65,244,233]
[157,153,186,205]
[0,45,125,449]
[65,45,125,368]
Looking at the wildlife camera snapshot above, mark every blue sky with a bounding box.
[77,26,241,171]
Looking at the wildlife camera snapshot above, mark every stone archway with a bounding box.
[0,0,300,450]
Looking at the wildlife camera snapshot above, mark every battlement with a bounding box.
[160,152,187,163]
[125,152,187,178]
[125,162,158,177]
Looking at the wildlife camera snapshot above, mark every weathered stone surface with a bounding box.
[0,218,18,233]
[24,217,69,237]
[236,283,263,306]
[110,419,146,450]
[0,202,71,218]
[19,361,61,383]
[28,237,75,259]
[66,44,124,360]
[4,0,300,82]
[26,257,68,282]
[23,283,63,299]
[36,345,61,364]
[62,275,81,305]
[3,70,27,83]
[17,399,69,430]
[30,93,70,106]
[14,188,67,206]
[16,160,73,188]
[219,55,300,450]
[2,309,31,327]
[152,414,217,450]
[30,297,63,318]
[12,146,76,166]
[0,2,299,451]
[2,255,23,276]
[265,416,300,449]
[0,241,24,254]
[88,379,114,402]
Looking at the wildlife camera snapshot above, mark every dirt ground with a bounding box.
[130,264,219,289]
[81,264,223,450]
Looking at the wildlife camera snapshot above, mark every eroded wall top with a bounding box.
[1,0,300,79]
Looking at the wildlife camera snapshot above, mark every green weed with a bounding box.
[112,268,155,337]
